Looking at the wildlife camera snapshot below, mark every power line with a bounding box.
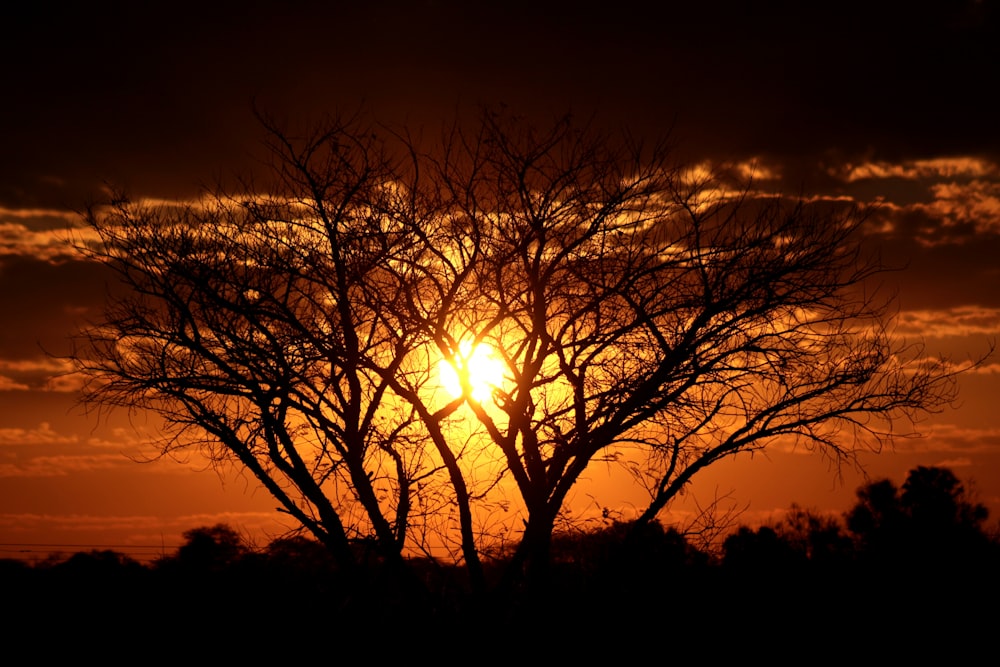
[0,542,181,564]
[0,542,179,550]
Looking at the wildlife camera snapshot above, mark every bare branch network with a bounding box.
[69,109,968,592]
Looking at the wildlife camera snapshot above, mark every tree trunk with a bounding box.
[499,508,557,602]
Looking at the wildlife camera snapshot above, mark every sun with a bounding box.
[439,340,506,402]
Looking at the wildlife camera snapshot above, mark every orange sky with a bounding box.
[2,1,998,561]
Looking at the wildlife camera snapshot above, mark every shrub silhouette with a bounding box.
[722,525,806,571]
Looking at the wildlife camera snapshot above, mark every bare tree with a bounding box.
[70,108,968,595]
[72,113,439,581]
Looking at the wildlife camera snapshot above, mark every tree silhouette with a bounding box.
[846,477,905,553]
[70,107,969,596]
[722,467,996,573]
[847,466,993,567]
[173,523,249,572]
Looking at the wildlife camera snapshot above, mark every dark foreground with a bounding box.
[7,465,999,659]
[4,541,997,661]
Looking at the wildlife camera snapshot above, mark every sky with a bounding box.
[2,0,999,561]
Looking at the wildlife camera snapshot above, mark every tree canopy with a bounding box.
[70,108,965,594]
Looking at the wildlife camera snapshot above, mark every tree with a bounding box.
[846,466,993,566]
[172,523,249,572]
[70,107,967,596]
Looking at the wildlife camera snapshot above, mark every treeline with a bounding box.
[4,465,999,643]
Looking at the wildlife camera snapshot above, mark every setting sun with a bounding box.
[439,340,506,402]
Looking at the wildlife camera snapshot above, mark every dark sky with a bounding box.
[2,0,999,552]
[4,1,997,208]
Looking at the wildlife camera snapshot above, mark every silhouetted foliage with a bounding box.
[902,465,989,532]
[553,519,706,570]
[723,525,807,570]
[543,519,708,598]
[171,523,249,572]
[721,503,856,575]
[721,465,999,583]
[846,478,908,556]
[70,107,971,597]
[264,534,338,573]
[847,465,994,568]
[54,548,145,576]
[0,557,31,577]
[778,503,855,566]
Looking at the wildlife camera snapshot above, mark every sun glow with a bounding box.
[439,340,506,402]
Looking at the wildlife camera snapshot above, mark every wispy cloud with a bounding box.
[918,179,1000,237]
[894,306,1000,340]
[42,373,86,393]
[892,423,1000,454]
[0,422,79,447]
[0,376,30,391]
[0,206,81,228]
[0,358,71,374]
[0,453,128,477]
[830,156,1000,245]
[0,511,157,531]
[837,157,999,183]
[83,425,168,453]
[0,222,83,262]
[0,358,80,392]
[0,450,232,479]
[0,419,226,478]
[932,457,975,469]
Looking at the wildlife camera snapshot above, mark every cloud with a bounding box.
[893,306,1000,340]
[831,156,1000,245]
[0,376,30,391]
[84,426,166,452]
[892,423,1000,455]
[0,419,231,479]
[0,512,162,532]
[42,372,86,393]
[758,416,1000,459]
[0,221,85,262]
[0,422,174,477]
[919,179,1000,237]
[0,422,79,447]
[837,157,999,183]
[173,511,295,535]
[0,206,80,226]
[0,358,71,374]
[962,362,1000,375]
[0,448,235,479]
[931,457,974,469]
[0,453,128,477]
[0,357,80,392]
